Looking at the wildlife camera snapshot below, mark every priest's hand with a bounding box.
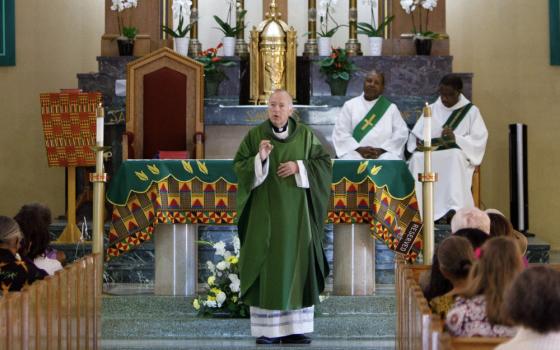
[442,127,455,142]
[277,161,299,178]
[259,140,274,161]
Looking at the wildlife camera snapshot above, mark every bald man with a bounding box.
[234,90,331,345]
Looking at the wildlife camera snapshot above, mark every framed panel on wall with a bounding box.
[550,0,560,65]
[0,0,15,66]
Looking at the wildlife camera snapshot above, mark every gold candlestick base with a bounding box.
[235,39,248,57]
[188,39,202,57]
[345,39,362,56]
[303,39,318,56]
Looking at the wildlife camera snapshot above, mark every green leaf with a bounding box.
[339,71,350,80]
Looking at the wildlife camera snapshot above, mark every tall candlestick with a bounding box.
[96,104,104,145]
[423,102,432,147]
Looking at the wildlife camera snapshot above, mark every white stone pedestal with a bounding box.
[333,224,376,295]
[154,224,198,296]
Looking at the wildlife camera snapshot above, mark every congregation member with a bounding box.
[233,89,332,345]
[332,69,408,160]
[485,208,528,256]
[497,266,560,349]
[15,203,64,275]
[422,208,491,300]
[429,235,474,319]
[446,237,523,338]
[0,216,46,294]
[408,74,488,222]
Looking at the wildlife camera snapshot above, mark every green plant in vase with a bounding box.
[161,1,196,56]
[196,43,236,97]
[318,47,357,96]
[110,0,139,56]
[213,0,247,56]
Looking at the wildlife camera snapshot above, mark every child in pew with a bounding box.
[429,236,474,319]
[14,203,64,276]
[421,208,491,301]
[446,237,523,338]
[496,266,560,349]
[0,216,46,294]
[423,227,489,302]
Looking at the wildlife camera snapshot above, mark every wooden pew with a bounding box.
[0,254,102,350]
[397,260,560,349]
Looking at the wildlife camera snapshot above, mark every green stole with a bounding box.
[352,96,392,143]
[420,103,473,151]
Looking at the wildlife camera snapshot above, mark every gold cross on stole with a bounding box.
[361,114,377,130]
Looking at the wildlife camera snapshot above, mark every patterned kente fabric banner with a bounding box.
[107,160,423,262]
[39,92,102,167]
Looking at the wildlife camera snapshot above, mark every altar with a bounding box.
[72,0,468,296]
[106,159,422,295]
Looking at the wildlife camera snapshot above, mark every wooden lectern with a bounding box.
[40,92,102,243]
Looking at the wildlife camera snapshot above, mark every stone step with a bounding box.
[102,294,396,319]
[102,313,396,339]
[101,338,395,350]
[101,293,396,341]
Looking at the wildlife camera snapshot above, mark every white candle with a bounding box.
[96,104,104,145]
[422,102,432,148]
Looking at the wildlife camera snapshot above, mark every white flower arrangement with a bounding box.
[110,0,139,40]
[193,236,248,317]
[400,0,439,38]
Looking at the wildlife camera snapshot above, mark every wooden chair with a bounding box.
[125,47,205,160]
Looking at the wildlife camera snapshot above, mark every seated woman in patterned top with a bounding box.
[0,216,46,294]
[446,236,524,338]
[429,236,474,319]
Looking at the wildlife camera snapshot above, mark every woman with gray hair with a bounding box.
[0,216,46,294]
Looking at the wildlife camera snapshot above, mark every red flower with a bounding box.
[217,43,223,49]
[211,57,221,62]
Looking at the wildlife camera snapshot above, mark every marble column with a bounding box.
[333,224,375,295]
[154,224,198,296]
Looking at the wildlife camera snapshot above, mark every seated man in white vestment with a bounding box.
[407,74,488,221]
[332,70,409,160]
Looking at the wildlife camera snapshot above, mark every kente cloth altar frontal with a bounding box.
[107,159,423,262]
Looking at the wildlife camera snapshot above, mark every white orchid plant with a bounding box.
[318,0,341,37]
[110,0,139,40]
[400,0,439,39]
[357,0,394,38]
[162,0,195,38]
[192,236,249,318]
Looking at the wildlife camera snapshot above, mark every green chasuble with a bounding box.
[233,117,332,311]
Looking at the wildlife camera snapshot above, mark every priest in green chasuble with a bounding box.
[233,90,332,345]
[332,70,409,160]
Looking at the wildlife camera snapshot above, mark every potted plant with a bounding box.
[400,0,439,55]
[318,47,357,96]
[196,43,236,97]
[317,0,341,56]
[357,0,394,56]
[213,0,247,56]
[162,0,195,56]
[110,0,139,56]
